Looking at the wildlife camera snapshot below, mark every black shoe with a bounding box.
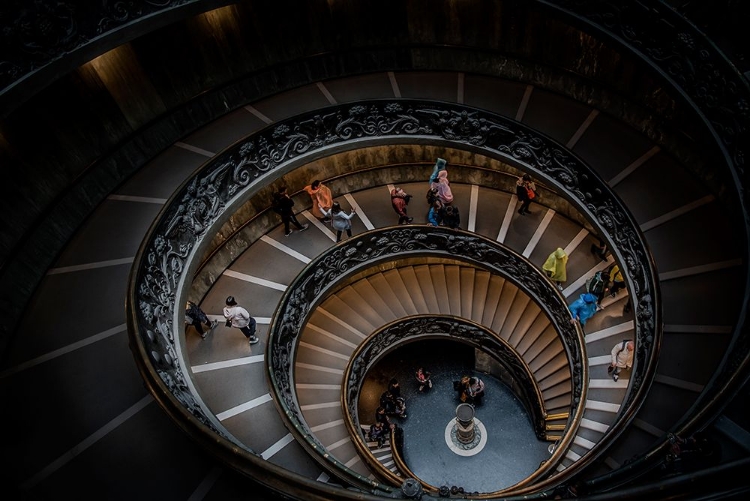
[407,217,414,223]
[518,210,525,215]
[299,224,309,231]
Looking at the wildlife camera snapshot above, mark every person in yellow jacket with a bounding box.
[608,264,625,297]
[543,247,568,290]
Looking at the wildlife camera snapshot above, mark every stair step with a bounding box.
[368,273,409,318]
[515,316,551,356]
[398,266,430,313]
[430,264,451,314]
[470,270,491,323]
[337,286,388,329]
[351,279,398,323]
[542,379,571,400]
[508,302,542,346]
[534,350,570,380]
[460,267,476,319]
[481,275,506,326]
[413,265,440,312]
[317,295,376,335]
[382,268,420,315]
[496,293,531,341]
[490,281,519,333]
[523,325,558,362]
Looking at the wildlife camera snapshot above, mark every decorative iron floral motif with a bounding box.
[129,99,658,482]
[268,227,585,478]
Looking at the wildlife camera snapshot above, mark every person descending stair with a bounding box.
[608,339,634,382]
[429,157,453,205]
[441,204,461,229]
[185,300,217,339]
[303,179,333,222]
[569,292,599,328]
[223,296,259,345]
[320,201,357,242]
[272,186,309,237]
[390,186,414,224]
[608,264,625,297]
[543,247,568,291]
[516,173,536,215]
[586,269,610,310]
[369,421,388,449]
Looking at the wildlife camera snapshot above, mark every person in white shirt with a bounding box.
[223,296,259,345]
[609,340,634,381]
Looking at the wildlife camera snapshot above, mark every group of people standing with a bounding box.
[370,378,408,448]
[388,157,461,228]
[425,158,461,228]
[568,262,628,328]
[455,375,485,405]
[272,179,358,243]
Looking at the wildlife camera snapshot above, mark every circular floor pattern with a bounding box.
[444,416,488,457]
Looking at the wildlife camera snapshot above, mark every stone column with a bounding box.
[456,403,476,444]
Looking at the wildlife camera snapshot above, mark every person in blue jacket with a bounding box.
[569,292,599,326]
[428,200,443,226]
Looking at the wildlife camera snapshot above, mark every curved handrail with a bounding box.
[538,0,750,491]
[341,314,562,494]
[126,98,659,497]
[269,227,586,492]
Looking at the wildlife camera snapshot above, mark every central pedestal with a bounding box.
[455,403,476,444]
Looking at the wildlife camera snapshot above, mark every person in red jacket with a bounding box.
[390,187,414,224]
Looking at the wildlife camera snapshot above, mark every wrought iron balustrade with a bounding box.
[126,98,660,496]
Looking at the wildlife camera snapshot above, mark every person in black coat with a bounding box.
[272,186,309,236]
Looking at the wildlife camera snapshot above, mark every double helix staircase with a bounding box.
[4,69,748,499]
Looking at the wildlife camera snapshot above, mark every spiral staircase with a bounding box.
[2,1,750,500]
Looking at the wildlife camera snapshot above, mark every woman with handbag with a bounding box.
[516,173,536,215]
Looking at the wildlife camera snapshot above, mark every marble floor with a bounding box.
[363,340,550,493]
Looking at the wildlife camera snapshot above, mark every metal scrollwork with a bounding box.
[128,99,658,489]
[545,0,750,455]
[268,227,586,485]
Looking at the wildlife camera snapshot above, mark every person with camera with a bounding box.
[390,186,414,224]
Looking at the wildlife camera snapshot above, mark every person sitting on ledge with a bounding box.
[369,421,388,448]
[375,406,395,429]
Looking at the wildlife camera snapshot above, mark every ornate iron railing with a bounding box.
[538,0,750,492]
[269,227,586,492]
[126,98,660,496]
[341,315,563,493]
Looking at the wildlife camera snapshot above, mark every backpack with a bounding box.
[426,187,438,205]
[586,271,606,294]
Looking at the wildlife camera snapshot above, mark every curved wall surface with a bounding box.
[1,0,721,352]
[2,1,750,500]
